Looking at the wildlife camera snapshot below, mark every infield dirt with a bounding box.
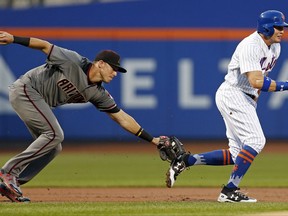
[0,140,287,203]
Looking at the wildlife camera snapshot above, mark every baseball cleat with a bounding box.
[166,154,187,188]
[217,185,257,203]
[0,183,30,203]
[0,170,22,197]
[15,196,31,203]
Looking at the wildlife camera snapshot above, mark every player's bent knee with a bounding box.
[54,132,64,144]
[44,129,64,144]
[55,143,63,154]
[54,127,64,142]
[246,136,266,154]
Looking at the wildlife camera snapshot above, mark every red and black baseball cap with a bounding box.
[95,50,127,73]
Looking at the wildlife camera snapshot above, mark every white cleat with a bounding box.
[217,186,257,203]
[166,156,187,188]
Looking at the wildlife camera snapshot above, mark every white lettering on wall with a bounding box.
[0,55,16,114]
[121,59,156,108]
[218,58,230,73]
[178,59,211,109]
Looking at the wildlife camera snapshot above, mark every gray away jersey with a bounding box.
[21,45,118,111]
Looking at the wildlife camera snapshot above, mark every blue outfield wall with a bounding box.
[1,0,288,140]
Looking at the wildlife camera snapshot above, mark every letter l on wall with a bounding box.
[178,59,211,109]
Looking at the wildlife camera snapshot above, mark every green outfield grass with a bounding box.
[9,152,288,188]
[0,202,288,216]
[0,150,287,215]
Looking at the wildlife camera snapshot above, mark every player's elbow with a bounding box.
[249,78,263,89]
[246,71,265,90]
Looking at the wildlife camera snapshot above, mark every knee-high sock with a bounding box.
[226,145,258,189]
[185,149,234,166]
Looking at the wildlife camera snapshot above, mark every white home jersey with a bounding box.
[224,31,280,97]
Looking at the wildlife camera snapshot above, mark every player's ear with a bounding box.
[95,60,103,69]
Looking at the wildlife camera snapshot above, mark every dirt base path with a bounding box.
[2,187,283,203]
[1,141,288,203]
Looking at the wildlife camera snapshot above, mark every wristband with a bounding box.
[135,127,143,136]
[261,76,272,92]
[13,36,30,47]
[135,127,153,142]
[275,81,288,91]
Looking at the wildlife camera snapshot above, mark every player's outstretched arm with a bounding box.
[107,109,160,145]
[0,31,52,55]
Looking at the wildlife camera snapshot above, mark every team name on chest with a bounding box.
[260,56,277,73]
[57,79,86,103]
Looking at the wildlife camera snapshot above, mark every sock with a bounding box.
[185,149,234,166]
[226,145,258,189]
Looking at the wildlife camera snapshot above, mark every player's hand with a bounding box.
[0,31,14,45]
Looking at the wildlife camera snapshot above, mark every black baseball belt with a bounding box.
[244,92,256,100]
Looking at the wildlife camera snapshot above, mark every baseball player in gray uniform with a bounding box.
[0,31,165,202]
[166,10,288,203]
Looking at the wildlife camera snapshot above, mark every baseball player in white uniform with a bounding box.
[0,31,170,202]
[165,10,288,203]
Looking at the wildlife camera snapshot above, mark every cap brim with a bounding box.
[116,66,127,73]
[275,22,288,27]
[108,62,127,73]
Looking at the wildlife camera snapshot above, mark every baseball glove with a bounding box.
[157,136,186,162]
